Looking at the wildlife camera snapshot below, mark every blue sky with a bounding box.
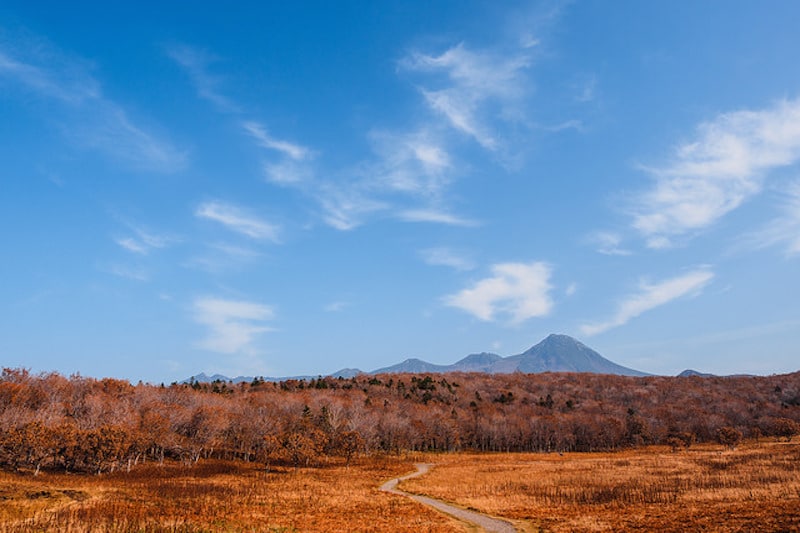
[2,1,799,382]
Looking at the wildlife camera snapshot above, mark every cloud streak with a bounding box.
[444,262,553,324]
[743,180,800,256]
[166,44,239,112]
[632,98,800,248]
[242,121,311,161]
[193,297,274,354]
[401,43,532,150]
[0,41,185,172]
[420,247,475,271]
[397,208,478,227]
[580,268,714,336]
[195,201,280,241]
[586,231,632,256]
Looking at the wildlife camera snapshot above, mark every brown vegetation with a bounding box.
[0,456,461,532]
[1,367,799,530]
[402,442,800,532]
[1,367,799,476]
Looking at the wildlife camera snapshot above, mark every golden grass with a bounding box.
[0,457,462,532]
[401,441,800,532]
[4,443,799,532]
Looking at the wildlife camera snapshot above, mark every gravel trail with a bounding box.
[380,463,516,533]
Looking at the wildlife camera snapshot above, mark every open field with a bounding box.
[1,442,799,532]
[402,441,800,532]
[0,457,461,532]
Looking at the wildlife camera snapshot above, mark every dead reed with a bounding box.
[401,441,800,532]
[3,443,798,531]
[0,457,461,532]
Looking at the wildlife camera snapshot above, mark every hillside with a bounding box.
[374,334,646,376]
[190,334,646,383]
[3,368,799,476]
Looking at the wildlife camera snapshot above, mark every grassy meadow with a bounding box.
[402,441,800,532]
[0,457,461,533]
[1,441,798,531]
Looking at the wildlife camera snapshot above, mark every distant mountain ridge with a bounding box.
[186,334,649,383]
[372,334,647,376]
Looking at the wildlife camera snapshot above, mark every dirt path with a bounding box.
[380,463,517,533]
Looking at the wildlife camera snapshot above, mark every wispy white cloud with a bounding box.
[543,119,584,133]
[324,301,350,312]
[186,243,263,273]
[444,261,553,324]
[265,127,472,231]
[400,43,532,150]
[166,44,239,112]
[71,105,187,172]
[422,90,495,149]
[580,268,714,336]
[114,223,173,255]
[398,208,478,227]
[632,98,800,248]
[0,41,186,172]
[116,238,148,254]
[195,201,281,241]
[193,297,274,354]
[0,49,99,103]
[368,129,452,196]
[419,247,475,271]
[106,264,149,282]
[565,282,578,296]
[585,231,632,256]
[263,160,313,185]
[301,40,535,231]
[316,186,388,231]
[519,34,541,49]
[742,180,800,255]
[242,121,311,161]
[573,74,597,103]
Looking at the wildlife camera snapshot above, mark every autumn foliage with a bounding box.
[1,367,799,475]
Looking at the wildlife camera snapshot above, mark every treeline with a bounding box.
[1,367,799,475]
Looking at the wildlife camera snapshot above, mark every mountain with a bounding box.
[451,352,504,372]
[185,334,648,383]
[183,372,319,384]
[510,334,647,376]
[678,369,715,378]
[329,368,364,378]
[371,358,450,374]
[370,334,647,376]
[185,373,251,384]
[677,369,755,378]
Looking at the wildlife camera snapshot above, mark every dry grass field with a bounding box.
[0,457,461,532]
[402,441,800,532]
[2,442,799,532]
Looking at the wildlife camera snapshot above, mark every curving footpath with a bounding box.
[380,463,516,533]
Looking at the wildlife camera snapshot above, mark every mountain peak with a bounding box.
[517,334,647,376]
[186,334,649,382]
[540,333,586,346]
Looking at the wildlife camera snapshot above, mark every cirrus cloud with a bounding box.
[400,42,532,150]
[742,180,800,256]
[444,261,553,324]
[580,268,714,336]
[193,297,274,354]
[632,98,800,249]
[0,39,186,173]
[195,200,280,242]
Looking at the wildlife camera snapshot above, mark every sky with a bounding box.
[1,1,799,383]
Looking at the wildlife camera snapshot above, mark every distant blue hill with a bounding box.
[677,369,715,378]
[370,334,648,376]
[185,334,649,383]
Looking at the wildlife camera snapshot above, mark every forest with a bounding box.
[1,367,799,475]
